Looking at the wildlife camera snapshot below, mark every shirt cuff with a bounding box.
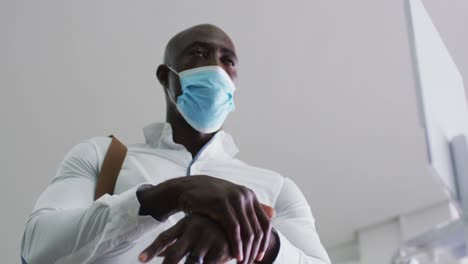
[99,183,162,242]
[272,229,302,263]
[56,184,162,263]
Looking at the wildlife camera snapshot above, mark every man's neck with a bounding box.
[166,110,215,158]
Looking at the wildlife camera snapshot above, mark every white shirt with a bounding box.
[21,122,331,264]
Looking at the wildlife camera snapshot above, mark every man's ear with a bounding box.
[156,64,169,89]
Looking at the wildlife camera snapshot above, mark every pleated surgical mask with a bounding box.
[167,65,236,133]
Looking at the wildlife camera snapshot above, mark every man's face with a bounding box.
[159,25,238,99]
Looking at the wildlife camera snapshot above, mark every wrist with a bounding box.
[136,178,189,221]
[136,184,154,216]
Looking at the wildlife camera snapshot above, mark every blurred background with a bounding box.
[1,1,468,263]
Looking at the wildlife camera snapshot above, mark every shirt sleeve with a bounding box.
[271,177,331,264]
[20,137,161,264]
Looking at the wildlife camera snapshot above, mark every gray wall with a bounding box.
[1,1,467,263]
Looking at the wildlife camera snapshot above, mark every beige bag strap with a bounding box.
[94,135,127,200]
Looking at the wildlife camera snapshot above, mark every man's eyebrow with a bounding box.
[221,47,238,61]
[180,41,237,61]
[180,41,210,54]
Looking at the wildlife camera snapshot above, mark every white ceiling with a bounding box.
[2,1,468,262]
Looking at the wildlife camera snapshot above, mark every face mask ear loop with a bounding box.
[165,65,179,106]
[166,65,180,76]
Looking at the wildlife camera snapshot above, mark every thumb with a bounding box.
[139,217,186,262]
[260,203,275,219]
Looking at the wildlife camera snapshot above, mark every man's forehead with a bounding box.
[164,24,236,63]
[176,27,235,52]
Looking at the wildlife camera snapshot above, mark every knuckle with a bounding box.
[239,186,251,196]
[254,227,263,238]
[221,199,232,212]
[246,186,256,195]
[244,231,254,243]
[158,232,171,243]
[231,190,244,203]
[246,188,255,197]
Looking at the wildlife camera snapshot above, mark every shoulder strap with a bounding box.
[94,135,128,200]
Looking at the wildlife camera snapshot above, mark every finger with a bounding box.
[140,237,177,263]
[255,201,272,261]
[233,200,254,264]
[260,203,275,219]
[222,205,243,262]
[161,235,192,264]
[155,242,175,257]
[246,204,263,264]
[139,218,186,263]
[184,242,211,264]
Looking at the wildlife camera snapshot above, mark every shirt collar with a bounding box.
[142,121,239,160]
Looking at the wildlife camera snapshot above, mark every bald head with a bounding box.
[163,24,236,66]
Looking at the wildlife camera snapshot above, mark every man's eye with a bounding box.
[223,58,235,67]
[191,49,206,57]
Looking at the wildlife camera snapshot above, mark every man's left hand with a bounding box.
[138,214,234,264]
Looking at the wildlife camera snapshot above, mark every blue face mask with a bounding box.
[167,65,236,133]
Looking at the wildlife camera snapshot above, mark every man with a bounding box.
[21,24,331,264]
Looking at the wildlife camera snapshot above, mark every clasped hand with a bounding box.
[137,175,275,264]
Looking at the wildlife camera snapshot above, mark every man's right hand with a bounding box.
[136,175,275,264]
